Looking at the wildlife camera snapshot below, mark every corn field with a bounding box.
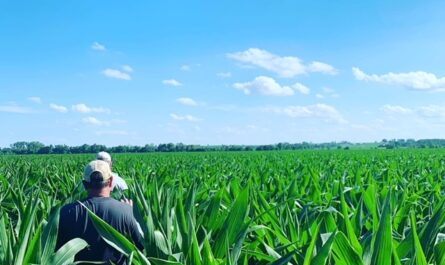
[1,149,445,264]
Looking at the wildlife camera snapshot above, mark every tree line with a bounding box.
[1,139,445,155]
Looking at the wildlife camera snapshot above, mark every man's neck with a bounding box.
[88,190,111,198]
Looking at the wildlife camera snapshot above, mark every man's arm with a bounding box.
[121,201,144,251]
[55,208,68,250]
[128,218,144,250]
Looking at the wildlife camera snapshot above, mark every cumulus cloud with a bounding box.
[28,97,41,104]
[176,97,198,106]
[292,83,310,95]
[227,48,336,78]
[163,79,183,87]
[49,103,68,113]
[0,105,31,114]
[72,103,110,114]
[233,76,310,96]
[121,65,133,72]
[170,113,201,122]
[308,61,338,75]
[102,68,132,80]
[264,103,347,124]
[91,42,106,51]
[82,116,110,126]
[217,72,232,78]
[381,105,413,114]
[352,67,445,91]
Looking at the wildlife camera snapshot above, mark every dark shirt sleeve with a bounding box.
[56,207,69,250]
[128,218,144,250]
[55,222,64,250]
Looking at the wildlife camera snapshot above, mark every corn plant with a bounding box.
[2,150,445,264]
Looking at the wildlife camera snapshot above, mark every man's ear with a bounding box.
[108,176,113,188]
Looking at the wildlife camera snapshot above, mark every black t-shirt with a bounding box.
[56,196,144,265]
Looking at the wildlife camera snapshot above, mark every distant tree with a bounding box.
[53,145,69,154]
[28,141,45,154]
[37,145,53,154]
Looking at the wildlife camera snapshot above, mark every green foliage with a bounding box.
[1,149,445,264]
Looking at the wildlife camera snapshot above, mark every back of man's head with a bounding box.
[83,160,113,191]
[97,151,112,166]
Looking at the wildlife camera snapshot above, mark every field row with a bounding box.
[1,150,445,264]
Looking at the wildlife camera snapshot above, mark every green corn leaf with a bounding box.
[303,221,321,265]
[311,231,337,265]
[332,232,364,265]
[41,206,61,264]
[434,240,445,265]
[214,188,249,258]
[410,211,428,265]
[370,193,392,265]
[47,238,88,265]
[79,201,151,265]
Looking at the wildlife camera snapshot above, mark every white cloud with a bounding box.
[49,103,68,113]
[102,68,132,80]
[379,104,445,120]
[82,116,110,126]
[292,83,310,95]
[176,97,198,106]
[319,87,340,98]
[417,105,445,118]
[217,72,232,78]
[352,67,445,91]
[72,103,110,114]
[170,113,201,122]
[381,105,413,115]
[28,97,41,104]
[308,61,338,75]
[227,48,336,78]
[233,76,309,96]
[121,65,133,73]
[0,105,31,114]
[180,65,191,71]
[264,103,347,124]
[323,87,334,93]
[91,42,106,51]
[163,79,183,87]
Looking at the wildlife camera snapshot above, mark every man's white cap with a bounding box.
[97,151,112,164]
[84,160,112,182]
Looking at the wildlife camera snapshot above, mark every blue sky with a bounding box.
[2,0,445,146]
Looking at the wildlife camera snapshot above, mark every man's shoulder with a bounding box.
[61,201,80,211]
[59,201,84,220]
[94,197,133,214]
[61,197,133,217]
[112,172,129,190]
[103,197,131,207]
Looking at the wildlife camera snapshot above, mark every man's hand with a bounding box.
[121,198,133,206]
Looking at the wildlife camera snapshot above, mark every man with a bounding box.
[97,151,128,191]
[57,160,144,264]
